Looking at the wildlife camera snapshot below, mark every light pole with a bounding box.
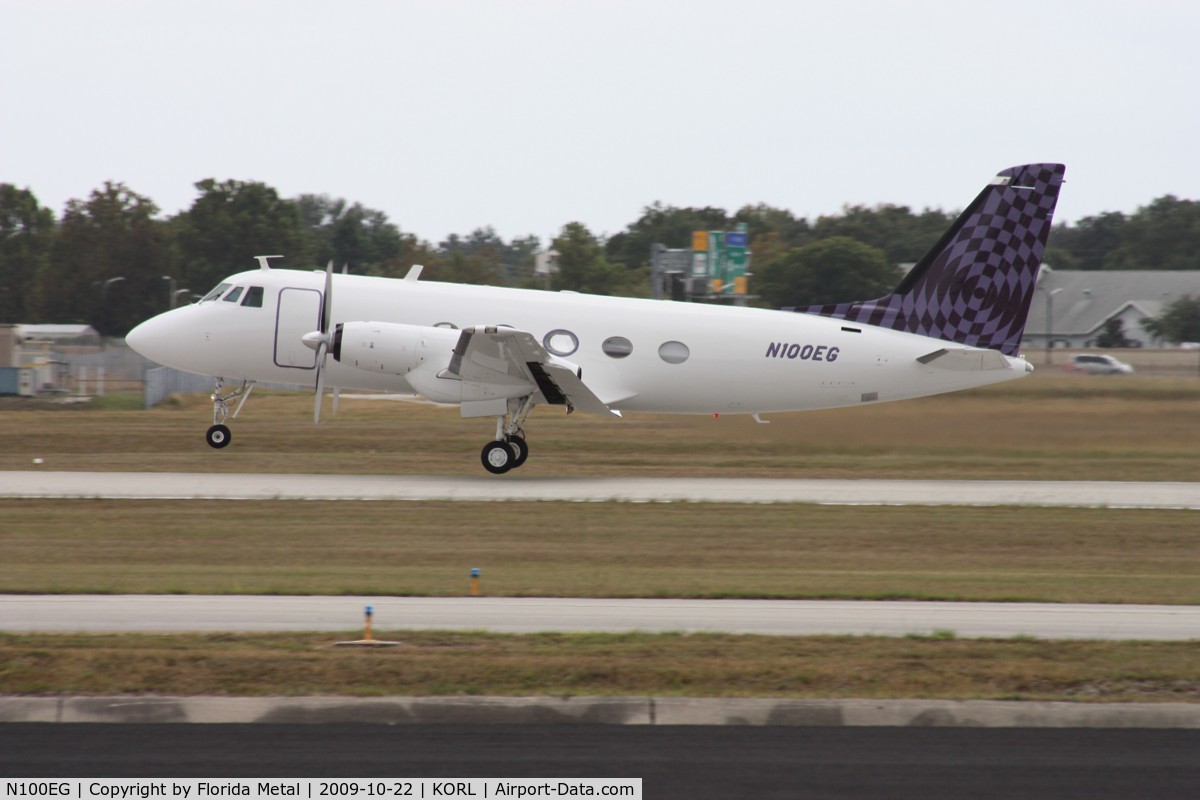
[99,275,125,318]
[162,275,178,309]
[95,276,126,343]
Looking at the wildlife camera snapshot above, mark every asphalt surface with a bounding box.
[4,724,1198,799]
[5,469,1197,797]
[4,470,1200,508]
[6,594,1199,640]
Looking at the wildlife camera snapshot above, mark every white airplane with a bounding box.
[127,163,1065,474]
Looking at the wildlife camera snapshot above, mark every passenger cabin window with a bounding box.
[602,336,633,359]
[658,341,690,364]
[241,286,265,308]
[543,329,579,357]
[200,283,231,303]
[222,286,245,303]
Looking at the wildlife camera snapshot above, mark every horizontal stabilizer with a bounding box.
[916,347,1014,372]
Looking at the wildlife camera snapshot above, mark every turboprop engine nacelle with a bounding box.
[332,321,461,376]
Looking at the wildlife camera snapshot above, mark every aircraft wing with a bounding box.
[445,326,618,416]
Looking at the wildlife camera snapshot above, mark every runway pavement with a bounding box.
[4,595,1198,640]
[3,470,1200,507]
[7,724,1199,799]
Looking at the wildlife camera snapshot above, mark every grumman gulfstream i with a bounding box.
[127,163,1065,473]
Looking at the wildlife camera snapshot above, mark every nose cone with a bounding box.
[125,312,175,366]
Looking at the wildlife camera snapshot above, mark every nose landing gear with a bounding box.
[205,378,254,449]
[206,423,231,448]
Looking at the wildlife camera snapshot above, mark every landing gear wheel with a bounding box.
[481,441,514,474]
[505,435,529,469]
[206,424,232,449]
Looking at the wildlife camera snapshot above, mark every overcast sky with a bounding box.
[3,0,1197,245]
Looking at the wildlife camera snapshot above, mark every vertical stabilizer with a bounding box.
[794,163,1065,356]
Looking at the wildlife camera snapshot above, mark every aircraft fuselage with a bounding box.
[129,266,1029,416]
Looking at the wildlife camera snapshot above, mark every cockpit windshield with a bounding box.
[198,281,265,307]
[241,286,264,307]
[200,282,232,303]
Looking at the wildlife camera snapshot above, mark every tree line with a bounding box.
[1,179,1197,338]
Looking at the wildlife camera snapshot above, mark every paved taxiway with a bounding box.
[4,595,1198,640]
[4,470,1200,507]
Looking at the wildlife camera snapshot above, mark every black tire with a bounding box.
[205,424,232,449]
[505,435,529,469]
[481,441,513,474]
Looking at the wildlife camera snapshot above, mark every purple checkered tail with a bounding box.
[792,163,1065,357]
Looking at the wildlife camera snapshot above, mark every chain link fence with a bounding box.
[9,341,305,407]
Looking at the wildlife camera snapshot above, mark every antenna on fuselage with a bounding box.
[254,254,285,270]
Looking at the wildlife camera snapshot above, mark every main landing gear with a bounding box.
[205,378,254,449]
[480,395,535,475]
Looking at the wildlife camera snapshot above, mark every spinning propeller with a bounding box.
[301,261,336,423]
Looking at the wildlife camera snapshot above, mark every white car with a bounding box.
[1064,354,1135,375]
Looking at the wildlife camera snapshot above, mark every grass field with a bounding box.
[2,376,1198,700]
[1,500,1198,604]
[2,375,1199,480]
[2,631,1198,702]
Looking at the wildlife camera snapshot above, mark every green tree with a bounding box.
[1048,211,1125,271]
[434,227,530,286]
[30,182,171,335]
[296,194,406,274]
[429,246,504,286]
[175,179,310,293]
[501,234,540,285]
[605,203,731,269]
[1103,196,1200,271]
[552,222,645,296]
[1050,198,1200,272]
[811,204,953,266]
[1142,295,1200,344]
[756,236,896,308]
[0,185,55,323]
[732,203,810,266]
[1095,318,1133,348]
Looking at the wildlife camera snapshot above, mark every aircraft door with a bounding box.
[274,287,321,369]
